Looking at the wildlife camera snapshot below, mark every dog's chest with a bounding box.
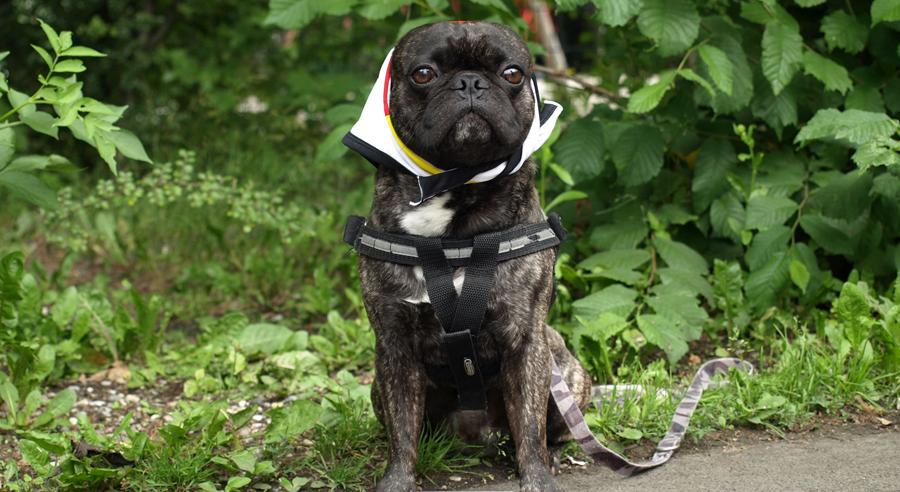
[397,194,465,304]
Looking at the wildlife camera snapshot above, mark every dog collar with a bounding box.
[343,49,563,206]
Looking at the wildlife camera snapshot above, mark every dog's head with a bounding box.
[389,22,535,169]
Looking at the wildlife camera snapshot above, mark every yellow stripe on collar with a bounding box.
[385,115,443,175]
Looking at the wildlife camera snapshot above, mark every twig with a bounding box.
[533,64,621,101]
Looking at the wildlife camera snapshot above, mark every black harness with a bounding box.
[343,213,567,410]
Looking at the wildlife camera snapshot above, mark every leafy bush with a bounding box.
[0,19,149,208]
[254,1,900,368]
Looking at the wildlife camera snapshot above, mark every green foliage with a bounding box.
[0,20,148,209]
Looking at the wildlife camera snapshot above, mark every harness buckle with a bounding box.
[463,358,476,376]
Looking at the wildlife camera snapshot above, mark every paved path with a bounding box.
[464,428,900,492]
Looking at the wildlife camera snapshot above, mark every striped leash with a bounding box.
[550,357,754,476]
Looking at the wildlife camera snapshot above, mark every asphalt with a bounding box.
[463,427,900,492]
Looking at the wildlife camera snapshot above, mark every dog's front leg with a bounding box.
[373,334,425,492]
[501,328,561,492]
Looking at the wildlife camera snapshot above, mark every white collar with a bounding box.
[343,49,563,205]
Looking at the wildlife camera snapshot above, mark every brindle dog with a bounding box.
[358,21,592,492]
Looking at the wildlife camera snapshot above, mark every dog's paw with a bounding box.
[520,469,564,492]
[375,466,416,492]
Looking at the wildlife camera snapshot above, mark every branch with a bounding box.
[533,64,621,101]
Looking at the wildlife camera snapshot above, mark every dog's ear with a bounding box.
[388,22,535,169]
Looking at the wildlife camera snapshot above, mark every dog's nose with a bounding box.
[452,72,489,99]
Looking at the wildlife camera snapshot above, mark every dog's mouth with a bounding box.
[450,111,492,146]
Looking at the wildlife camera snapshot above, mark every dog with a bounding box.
[354,21,592,492]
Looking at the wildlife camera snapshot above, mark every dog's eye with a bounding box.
[502,67,524,84]
[411,66,437,84]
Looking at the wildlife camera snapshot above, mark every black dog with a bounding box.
[354,22,592,492]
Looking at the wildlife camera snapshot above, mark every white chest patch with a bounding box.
[400,194,454,237]
[402,266,465,304]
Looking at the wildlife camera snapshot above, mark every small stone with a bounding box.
[69,417,78,426]
[86,387,94,394]
[252,414,264,422]
[163,415,173,423]
[125,394,140,404]
[100,380,112,387]
[448,475,462,482]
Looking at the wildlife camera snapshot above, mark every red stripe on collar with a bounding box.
[383,59,392,116]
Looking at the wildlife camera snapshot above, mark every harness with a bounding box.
[344,213,567,410]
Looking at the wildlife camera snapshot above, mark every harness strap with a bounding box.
[343,217,561,268]
[550,357,754,476]
[345,214,564,410]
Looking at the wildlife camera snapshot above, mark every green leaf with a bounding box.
[789,259,810,293]
[0,380,19,419]
[33,389,75,428]
[578,249,651,270]
[225,476,252,492]
[20,111,59,138]
[871,0,900,25]
[627,70,676,113]
[795,109,899,146]
[745,251,791,311]
[751,83,798,137]
[265,400,322,443]
[699,17,754,113]
[710,192,745,239]
[658,267,714,301]
[676,68,714,97]
[19,439,51,474]
[845,86,885,112]
[697,44,733,96]
[637,314,689,364]
[545,190,587,211]
[314,123,352,163]
[264,0,325,29]
[31,45,53,68]
[808,171,874,221]
[647,292,708,335]
[552,117,605,182]
[744,195,797,230]
[691,138,737,212]
[595,0,642,27]
[761,16,802,95]
[636,0,700,56]
[799,214,856,256]
[573,284,638,319]
[853,139,900,170]
[610,124,665,186]
[37,19,60,54]
[794,0,825,6]
[746,225,791,271]
[548,163,574,186]
[229,449,258,473]
[469,0,512,13]
[0,127,14,168]
[109,129,152,163]
[801,50,852,95]
[0,171,57,209]
[60,46,106,57]
[820,11,868,54]
[617,428,643,440]
[53,59,86,73]
[590,219,649,250]
[359,0,410,20]
[0,51,8,62]
[654,237,708,274]
[237,323,295,355]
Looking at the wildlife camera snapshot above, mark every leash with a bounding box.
[550,357,754,476]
